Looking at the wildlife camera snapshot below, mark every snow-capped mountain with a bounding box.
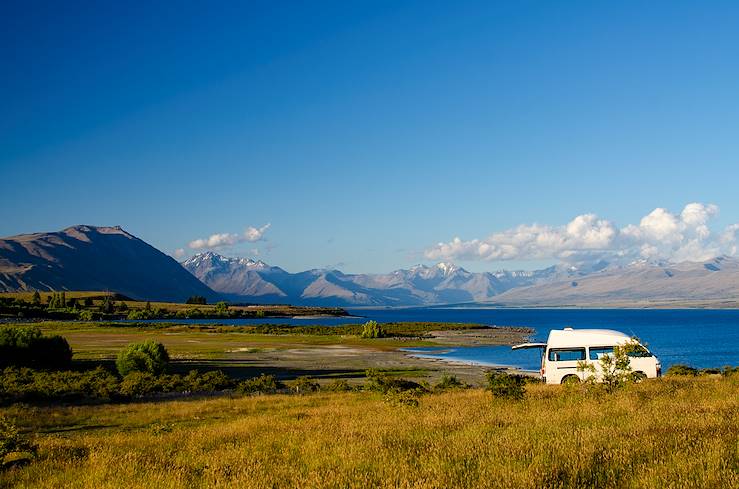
[181,252,551,305]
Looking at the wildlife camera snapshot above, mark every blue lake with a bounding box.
[130,308,739,370]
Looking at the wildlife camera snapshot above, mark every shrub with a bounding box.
[183,370,234,392]
[359,320,386,339]
[0,326,72,369]
[434,374,467,391]
[577,340,642,392]
[323,379,354,392]
[0,367,119,403]
[119,372,158,397]
[290,376,320,394]
[237,374,282,394]
[364,369,426,394]
[486,371,526,401]
[0,415,37,466]
[665,363,697,377]
[116,340,169,376]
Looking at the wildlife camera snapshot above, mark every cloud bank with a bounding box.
[189,223,271,250]
[425,203,736,265]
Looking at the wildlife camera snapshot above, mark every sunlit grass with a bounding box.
[1,375,736,488]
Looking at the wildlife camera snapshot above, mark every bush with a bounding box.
[0,326,72,369]
[665,364,698,376]
[434,374,467,391]
[486,371,526,401]
[237,374,282,394]
[360,320,386,339]
[364,369,427,394]
[0,367,119,403]
[290,376,320,394]
[323,379,354,392]
[182,370,234,392]
[116,340,169,376]
[119,370,235,398]
[0,415,37,466]
[119,371,158,397]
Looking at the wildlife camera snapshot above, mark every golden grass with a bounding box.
[1,376,737,488]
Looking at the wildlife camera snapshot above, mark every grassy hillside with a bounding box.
[1,375,737,488]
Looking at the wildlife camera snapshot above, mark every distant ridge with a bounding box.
[182,252,561,306]
[0,225,218,302]
[183,252,739,307]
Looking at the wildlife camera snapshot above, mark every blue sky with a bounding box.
[2,1,739,273]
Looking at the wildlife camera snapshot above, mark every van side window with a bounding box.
[589,346,615,360]
[548,348,586,362]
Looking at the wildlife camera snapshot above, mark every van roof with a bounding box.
[547,328,632,348]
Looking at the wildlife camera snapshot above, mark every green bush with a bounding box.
[236,374,282,394]
[665,363,698,377]
[0,415,37,465]
[119,372,158,397]
[486,371,526,401]
[182,370,234,392]
[116,340,169,376]
[0,367,119,403]
[323,379,354,392]
[290,376,320,394]
[365,369,427,394]
[434,374,467,391]
[0,326,72,369]
[359,320,386,339]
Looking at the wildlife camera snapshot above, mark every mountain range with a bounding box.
[2,225,739,307]
[0,225,218,302]
[182,251,739,307]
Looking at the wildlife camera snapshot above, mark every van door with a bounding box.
[547,347,586,383]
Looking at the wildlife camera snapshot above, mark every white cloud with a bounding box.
[188,223,271,250]
[425,203,737,265]
[173,248,186,259]
[244,223,271,242]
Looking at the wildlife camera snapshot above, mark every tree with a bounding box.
[0,325,72,369]
[360,320,386,339]
[31,291,41,306]
[60,292,66,309]
[186,296,207,305]
[83,297,93,307]
[101,295,114,314]
[577,339,642,392]
[215,301,229,315]
[116,340,170,376]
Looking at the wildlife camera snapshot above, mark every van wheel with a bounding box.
[631,371,647,383]
[561,375,580,385]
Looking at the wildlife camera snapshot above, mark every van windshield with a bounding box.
[548,348,586,362]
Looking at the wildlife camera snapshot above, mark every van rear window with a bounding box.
[548,348,586,362]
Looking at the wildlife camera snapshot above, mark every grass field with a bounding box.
[1,375,737,488]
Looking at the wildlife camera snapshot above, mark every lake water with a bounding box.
[131,308,739,370]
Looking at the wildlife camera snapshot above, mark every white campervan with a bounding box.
[513,328,661,385]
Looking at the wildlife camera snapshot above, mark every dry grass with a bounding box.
[1,375,737,488]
